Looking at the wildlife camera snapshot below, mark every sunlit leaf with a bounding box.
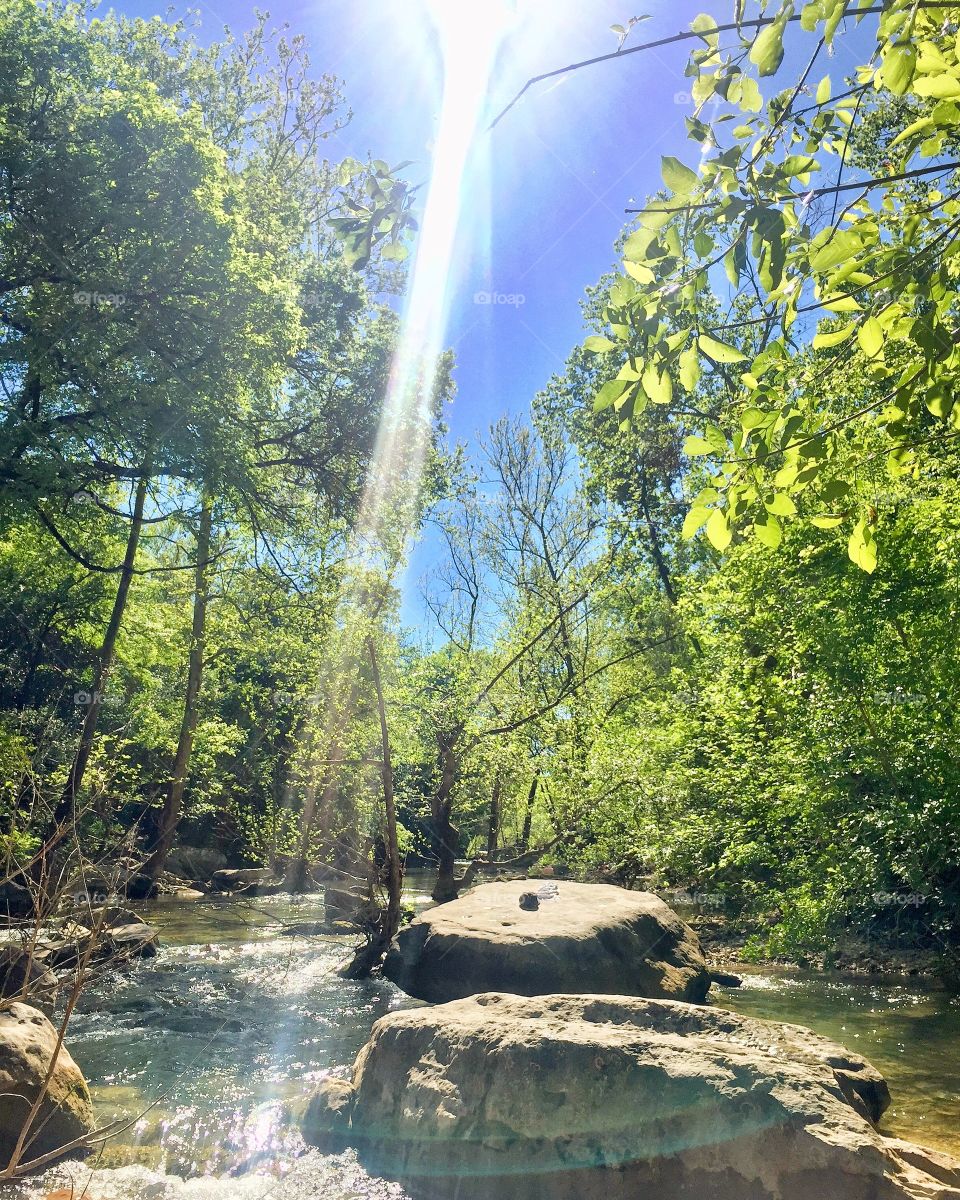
[699,333,747,363]
[661,155,700,194]
[857,316,884,357]
[750,19,787,76]
[877,41,917,96]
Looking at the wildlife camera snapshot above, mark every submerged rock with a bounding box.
[41,915,158,970]
[8,1149,410,1199]
[0,1002,94,1165]
[0,947,56,1004]
[324,885,378,926]
[209,867,278,893]
[301,991,959,1200]
[383,879,711,1003]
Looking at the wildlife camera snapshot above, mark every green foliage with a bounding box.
[586,0,960,572]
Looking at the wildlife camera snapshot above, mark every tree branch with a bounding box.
[489,5,949,131]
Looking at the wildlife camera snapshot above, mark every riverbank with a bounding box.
[690,913,953,981]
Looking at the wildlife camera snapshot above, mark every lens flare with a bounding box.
[357,0,516,550]
[290,2,515,867]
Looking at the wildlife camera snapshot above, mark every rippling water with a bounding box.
[718,965,960,1155]
[12,882,960,1197]
[62,890,428,1178]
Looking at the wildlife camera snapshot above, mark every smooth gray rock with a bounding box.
[383,879,712,1003]
[301,992,958,1200]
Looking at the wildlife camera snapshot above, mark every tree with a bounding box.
[140,493,212,882]
[416,420,657,900]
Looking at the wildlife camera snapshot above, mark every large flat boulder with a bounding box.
[383,880,711,1003]
[301,992,960,1200]
[0,1002,94,1167]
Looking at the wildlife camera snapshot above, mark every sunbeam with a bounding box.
[356,0,517,550]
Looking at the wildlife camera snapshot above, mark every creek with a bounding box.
[13,881,960,1196]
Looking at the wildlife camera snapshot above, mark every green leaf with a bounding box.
[661,155,699,195]
[739,76,763,112]
[624,260,655,283]
[593,378,628,412]
[816,74,832,104]
[913,73,960,98]
[706,508,732,550]
[888,116,935,148]
[750,21,786,76]
[684,435,716,455]
[643,363,674,404]
[623,228,654,260]
[691,12,719,42]
[682,506,711,538]
[781,155,818,177]
[637,200,676,231]
[754,512,783,547]
[848,518,877,573]
[857,316,884,358]
[765,492,797,517]
[822,479,851,502]
[926,383,954,418]
[813,323,855,348]
[822,294,861,313]
[878,41,917,96]
[811,514,844,528]
[584,335,616,353]
[810,229,862,271]
[679,345,701,391]
[741,407,768,430]
[699,333,747,363]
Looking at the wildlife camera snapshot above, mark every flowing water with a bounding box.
[13,884,960,1197]
[720,966,960,1155]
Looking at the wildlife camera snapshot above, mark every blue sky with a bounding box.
[110,0,866,625]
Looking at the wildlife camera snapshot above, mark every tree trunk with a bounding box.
[431,740,460,903]
[486,773,501,860]
[519,769,539,852]
[286,736,342,892]
[341,638,402,978]
[286,770,320,893]
[141,494,213,882]
[41,463,151,868]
